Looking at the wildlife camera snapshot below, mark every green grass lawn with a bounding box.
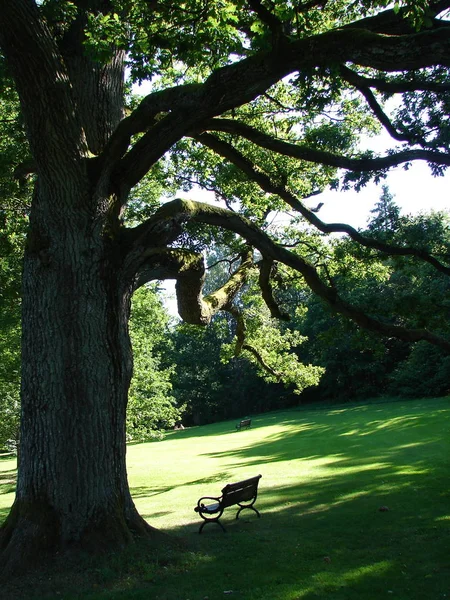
[1,397,449,599]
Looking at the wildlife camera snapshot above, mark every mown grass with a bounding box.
[1,397,449,599]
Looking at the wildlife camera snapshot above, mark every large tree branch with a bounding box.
[193,132,450,276]
[4,1,450,190]
[338,66,421,145]
[226,304,283,379]
[154,198,450,352]
[247,0,285,39]
[0,0,85,172]
[343,1,450,35]
[200,119,450,170]
[100,84,202,171]
[338,65,450,95]
[259,258,290,320]
[131,247,254,325]
[58,6,126,155]
[109,24,450,190]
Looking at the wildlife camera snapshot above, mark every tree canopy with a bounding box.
[1,0,450,577]
[2,1,450,345]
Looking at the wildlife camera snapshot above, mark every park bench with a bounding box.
[235,418,251,431]
[194,474,262,533]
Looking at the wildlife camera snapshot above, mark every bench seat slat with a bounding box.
[200,502,221,513]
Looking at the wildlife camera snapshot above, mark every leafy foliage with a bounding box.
[0,79,28,450]
[1,0,450,444]
[128,285,182,440]
[0,213,24,452]
[169,316,298,425]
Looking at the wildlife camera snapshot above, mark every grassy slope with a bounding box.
[1,397,449,599]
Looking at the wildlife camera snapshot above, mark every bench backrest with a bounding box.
[221,475,261,508]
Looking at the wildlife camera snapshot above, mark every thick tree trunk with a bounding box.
[0,178,153,577]
[0,3,157,577]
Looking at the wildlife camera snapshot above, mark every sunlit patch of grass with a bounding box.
[0,396,449,600]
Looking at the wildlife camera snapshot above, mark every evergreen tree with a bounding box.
[368,185,401,237]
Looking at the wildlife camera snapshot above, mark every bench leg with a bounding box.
[236,505,261,520]
[198,519,226,534]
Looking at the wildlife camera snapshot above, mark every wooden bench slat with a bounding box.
[200,502,221,513]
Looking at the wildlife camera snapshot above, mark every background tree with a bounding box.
[294,194,450,402]
[0,76,30,452]
[1,0,450,576]
[368,184,401,238]
[127,284,182,441]
[169,317,289,425]
[0,214,23,453]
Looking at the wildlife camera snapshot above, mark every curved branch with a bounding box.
[259,258,290,320]
[200,248,253,322]
[247,0,285,38]
[242,343,283,378]
[100,83,202,170]
[156,198,450,352]
[200,118,450,170]
[226,305,282,379]
[132,246,254,325]
[338,65,450,95]
[193,132,450,276]
[109,24,450,189]
[339,66,421,145]
[342,1,450,35]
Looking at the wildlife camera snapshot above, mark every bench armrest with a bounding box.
[194,495,222,513]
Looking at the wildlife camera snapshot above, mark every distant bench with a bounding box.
[194,474,262,533]
[235,418,251,431]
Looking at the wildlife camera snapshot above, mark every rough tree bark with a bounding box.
[1,180,151,571]
[0,0,156,575]
[0,3,252,572]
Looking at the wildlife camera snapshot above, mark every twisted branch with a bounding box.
[145,198,450,352]
[131,246,254,326]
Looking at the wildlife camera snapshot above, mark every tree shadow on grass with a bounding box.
[0,469,16,496]
[127,402,449,599]
[161,407,309,442]
[133,400,449,535]
[200,402,448,469]
[93,460,449,600]
[156,466,448,600]
[130,471,232,502]
[2,400,448,599]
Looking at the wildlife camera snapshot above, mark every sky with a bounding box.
[307,161,450,229]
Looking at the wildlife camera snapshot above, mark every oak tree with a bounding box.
[1,0,449,575]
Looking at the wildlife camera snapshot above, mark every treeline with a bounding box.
[1,189,449,446]
[164,188,450,427]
